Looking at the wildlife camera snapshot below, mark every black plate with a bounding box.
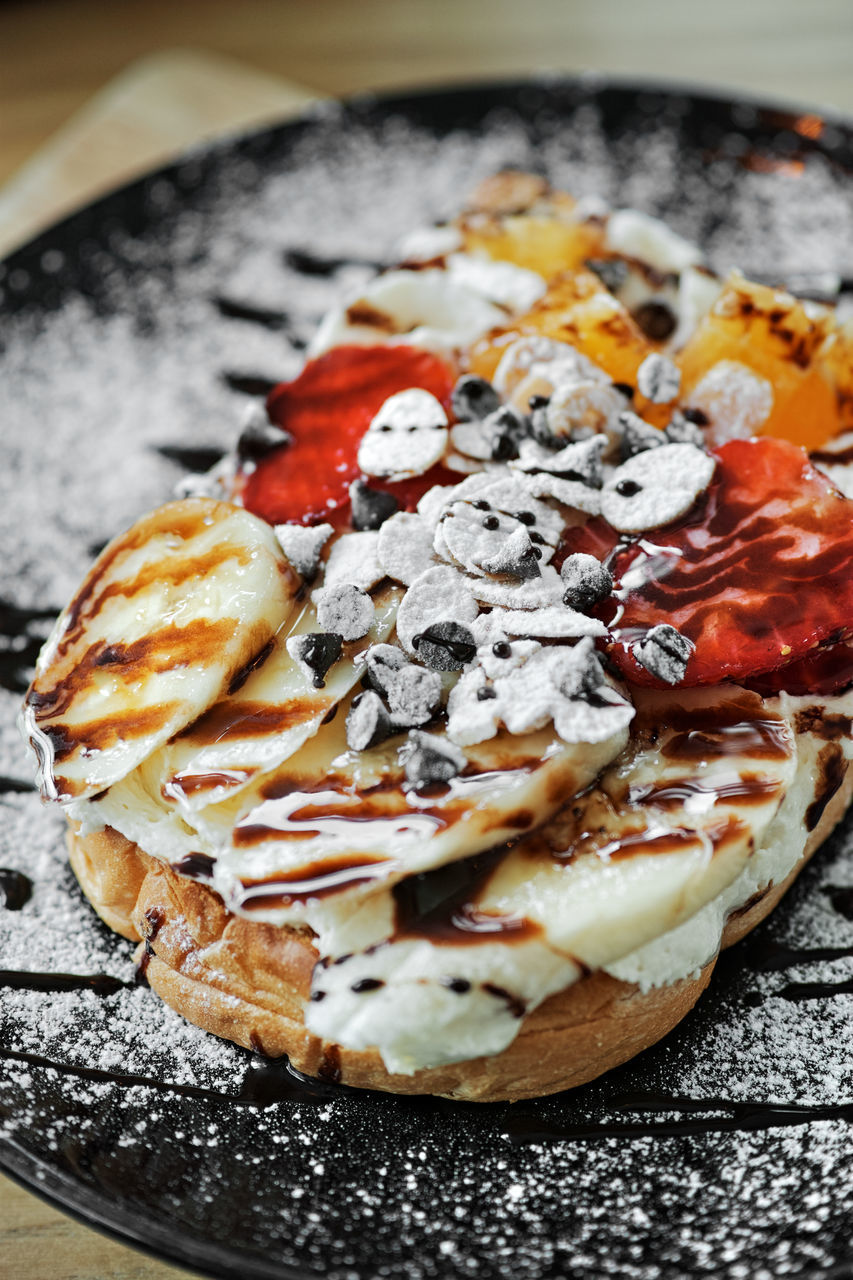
[4,77,853,1280]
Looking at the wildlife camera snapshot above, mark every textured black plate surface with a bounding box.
[4,78,853,1280]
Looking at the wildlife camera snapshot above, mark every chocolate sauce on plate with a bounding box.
[222,373,280,397]
[154,443,227,472]
[0,869,33,910]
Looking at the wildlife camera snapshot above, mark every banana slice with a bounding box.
[200,690,632,921]
[302,684,799,1073]
[23,499,300,801]
[89,582,404,859]
[477,684,796,966]
[159,583,403,813]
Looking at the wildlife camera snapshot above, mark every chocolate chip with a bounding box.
[350,978,385,993]
[514,511,536,526]
[236,404,291,464]
[683,407,710,426]
[616,479,642,497]
[636,353,681,405]
[403,730,466,788]
[451,374,501,422]
[476,686,498,701]
[528,394,550,410]
[665,411,705,447]
[612,381,635,400]
[478,524,544,582]
[634,623,694,684]
[492,642,512,659]
[619,409,665,459]
[286,632,343,688]
[560,553,613,612]
[558,646,606,700]
[482,404,527,461]
[633,300,676,341]
[363,643,408,696]
[585,256,629,292]
[441,977,472,994]
[383,663,443,728]
[346,690,392,751]
[413,620,477,671]
[472,499,491,511]
[349,479,399,531]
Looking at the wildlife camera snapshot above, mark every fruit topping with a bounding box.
[605,436,853,687]
[676,275,838,450]
[242,345,455,525]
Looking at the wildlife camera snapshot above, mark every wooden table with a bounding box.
[2,0,853,1275]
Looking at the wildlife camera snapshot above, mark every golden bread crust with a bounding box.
[67,768,853,1101]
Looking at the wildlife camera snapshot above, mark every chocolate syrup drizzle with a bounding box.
[0,869,33,910]
[154,443,227,473]
[283,247,386,277]
[0,1045,335,1107]
[0,597,60,694]
[501,1092,853,1145]
[222,373,280,397]
[215,297,292,331]
[0,970,129,996]
[214,297,309,350]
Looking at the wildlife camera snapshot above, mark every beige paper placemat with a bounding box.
[0,47,317,257]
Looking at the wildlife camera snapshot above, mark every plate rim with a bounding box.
[2,68,852,271]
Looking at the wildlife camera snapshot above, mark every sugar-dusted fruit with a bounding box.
[604,437,853,687]
[242,345,456,526]
[677,274,838,449]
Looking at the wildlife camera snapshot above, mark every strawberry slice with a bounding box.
[241,345,457,526]
[605,437,853,687]
[747,643,853,698]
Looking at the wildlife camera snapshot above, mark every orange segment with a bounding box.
[459,213,604,277]
[676,274,839,450]
[817,320,853,434]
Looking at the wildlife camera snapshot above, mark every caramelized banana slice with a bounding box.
[477,685,797,966]
[23,499,300,800]
[200,692,632,919]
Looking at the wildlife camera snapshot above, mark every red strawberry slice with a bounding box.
[241,345,457,526]
[605,436,853,687]
[747,642,853,698]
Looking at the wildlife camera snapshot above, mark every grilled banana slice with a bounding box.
[23,499,300,800]
[205,692,632,919]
